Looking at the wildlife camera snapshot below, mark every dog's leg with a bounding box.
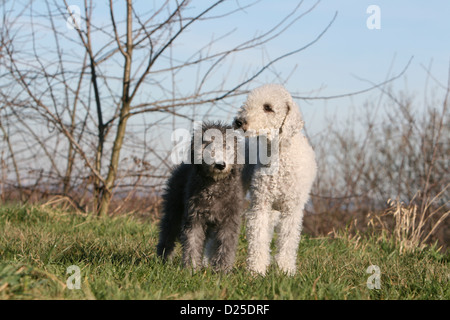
[211,215,241,272]
[274,207,303,275]
[246,207,279,275]
[181,218,206,271]
[157,208,183,261]
[203,228,218,267]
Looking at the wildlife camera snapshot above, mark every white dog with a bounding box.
[233,84,317,275]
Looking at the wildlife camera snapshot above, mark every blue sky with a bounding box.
[160,1,449,114]
[56,1,450,88]
[9,0,450,138]
[227,0,450,134]
[173,0,450,135]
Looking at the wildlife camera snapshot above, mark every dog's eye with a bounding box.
[263,103,274,113]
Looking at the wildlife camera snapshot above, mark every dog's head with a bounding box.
[233,84,304,141]
[191,121,243,181]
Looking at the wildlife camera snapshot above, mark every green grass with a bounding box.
[0,205,448,300]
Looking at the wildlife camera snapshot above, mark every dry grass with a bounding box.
[368,185,450,253]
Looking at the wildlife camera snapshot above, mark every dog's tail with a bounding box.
[156,164,188,260]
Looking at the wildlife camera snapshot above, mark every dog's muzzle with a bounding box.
[233,118,248,132]
[214,163,226,171]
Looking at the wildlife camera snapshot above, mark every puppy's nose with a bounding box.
[214,163,226,171]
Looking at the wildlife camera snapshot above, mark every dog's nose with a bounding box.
[214,163,226,171]
[233,118,247,131]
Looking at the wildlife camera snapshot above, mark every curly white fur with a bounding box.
[234,84,317,275]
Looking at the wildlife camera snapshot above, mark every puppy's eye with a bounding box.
[263,103,274,113]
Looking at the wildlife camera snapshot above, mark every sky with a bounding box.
[23,1,450,122]
[3,0,450,167]
[146,0,450,135]
[203,0,450,133]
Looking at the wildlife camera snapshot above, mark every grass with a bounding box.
[0,205,448,300]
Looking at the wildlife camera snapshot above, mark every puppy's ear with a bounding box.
[280,98,304,139]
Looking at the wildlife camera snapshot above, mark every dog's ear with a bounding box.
[280,98,304,139]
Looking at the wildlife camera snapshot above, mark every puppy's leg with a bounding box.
[157,165,187,260]
[203,228,218,267]
[181,217,206,271]
[211,215,241,273]
[274,207,303,276]
[157,205,183,260]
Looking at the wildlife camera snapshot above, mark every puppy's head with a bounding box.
[191,121,241,181]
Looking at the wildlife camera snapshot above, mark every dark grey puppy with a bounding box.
[157,122,246,272]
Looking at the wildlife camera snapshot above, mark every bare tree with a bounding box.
[306,67,449,248]
[0,0,335,215]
